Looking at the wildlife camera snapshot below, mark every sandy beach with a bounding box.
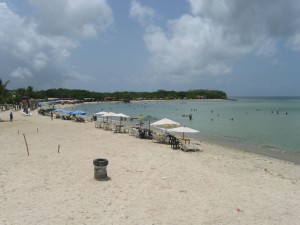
[1,109,300,225]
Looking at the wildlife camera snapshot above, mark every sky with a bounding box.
[1,0,300,96]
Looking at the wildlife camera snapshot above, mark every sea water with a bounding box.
[70,97,300,156]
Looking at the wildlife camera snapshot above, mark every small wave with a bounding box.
[260,144,277,151]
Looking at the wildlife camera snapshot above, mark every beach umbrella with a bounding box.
[114,113,130,118]
[141,115,158,121]
[101,112,117,117]
[131,115,144,120]
[100,111,116,122]
[167,126,199,139]
[95,111,107,116]
[150,118,180,128]
[53,108,63,112]
[113,113,130,125]
[59,109,73,114]
[141,115,158,130]
[40,107,56,111]
[70,110,86,115]
[95,111,107,121]
[130,115,146,128]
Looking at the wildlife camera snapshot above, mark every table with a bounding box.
[116,125,124,133]
[180,138,190,144]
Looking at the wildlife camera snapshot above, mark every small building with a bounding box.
[196,95,206,99]
[84,98,95,102]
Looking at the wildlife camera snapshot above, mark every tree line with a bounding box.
[0,79,227,104]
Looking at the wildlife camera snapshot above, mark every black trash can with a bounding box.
[93,158,109,181]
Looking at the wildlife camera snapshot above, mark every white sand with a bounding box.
[1,109,300,225]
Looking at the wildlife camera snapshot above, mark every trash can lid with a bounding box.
[93,158,109,166]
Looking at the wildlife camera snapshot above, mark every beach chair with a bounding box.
[95,121,101,128]
[103,123,111,131]
[179,140,202,152]
[121,126,129,133]
[128,128,136,136]
[152,133,167,143]
[112,128,117,133]
[76,116,85,122]
[170,136,180,149]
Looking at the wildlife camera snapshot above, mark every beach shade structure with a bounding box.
[95,111,107,121]
[114,113,130,118]
[167,126,199,139]
[131,115,146,128]
[101,112,117,117]
[70,110,86,115]
[38,107,56,115]
[40,107,56,112]
[100,111,117,122]
[131,115,144,120]
[113,113,130,125]
[141,115,158,122]
[53,108,64,113]
[150,118,180,128]
[53,109,73,114]
[141,115,158,130]
[131,115,157,128]
[95,111,107,116]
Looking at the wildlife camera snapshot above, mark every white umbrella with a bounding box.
[100,112,117,122]
[150,118,180,128]
[114,113,130,118]
[95,111,107,115]
[167,126,199,139]
[113,113,130,125]
[101,112,117,117]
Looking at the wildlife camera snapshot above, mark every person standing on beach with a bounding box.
[10,112,13,122]
[50,111,53,120]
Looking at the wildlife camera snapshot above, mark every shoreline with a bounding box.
[59,101,300,165]
[197,135,300,165]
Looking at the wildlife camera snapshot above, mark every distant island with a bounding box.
[1,79,227,106]
[13,88,227,102]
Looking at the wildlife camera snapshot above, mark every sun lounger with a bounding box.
[179,140,202,152]
[128,128,138,136]
[74,116,85,122]
[95,121,101,128]
[152,133,168,143]
[121,126,129,133]
[62,114,72,120]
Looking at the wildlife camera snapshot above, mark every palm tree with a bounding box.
[26,86,34,98]
[0,79,10,103]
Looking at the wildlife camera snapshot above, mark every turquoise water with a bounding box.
[70,97,300,155]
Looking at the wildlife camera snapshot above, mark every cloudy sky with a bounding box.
[1,0,300,96]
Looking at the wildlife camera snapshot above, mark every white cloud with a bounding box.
[10,67,33,79]
[0,1,113,88]
[130,0,154,25]
[144,15,240,80]
[29,0,113,38]
[141,0,300,82]
[0,3,76,67]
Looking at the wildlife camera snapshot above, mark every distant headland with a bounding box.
[1,84,227,104]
